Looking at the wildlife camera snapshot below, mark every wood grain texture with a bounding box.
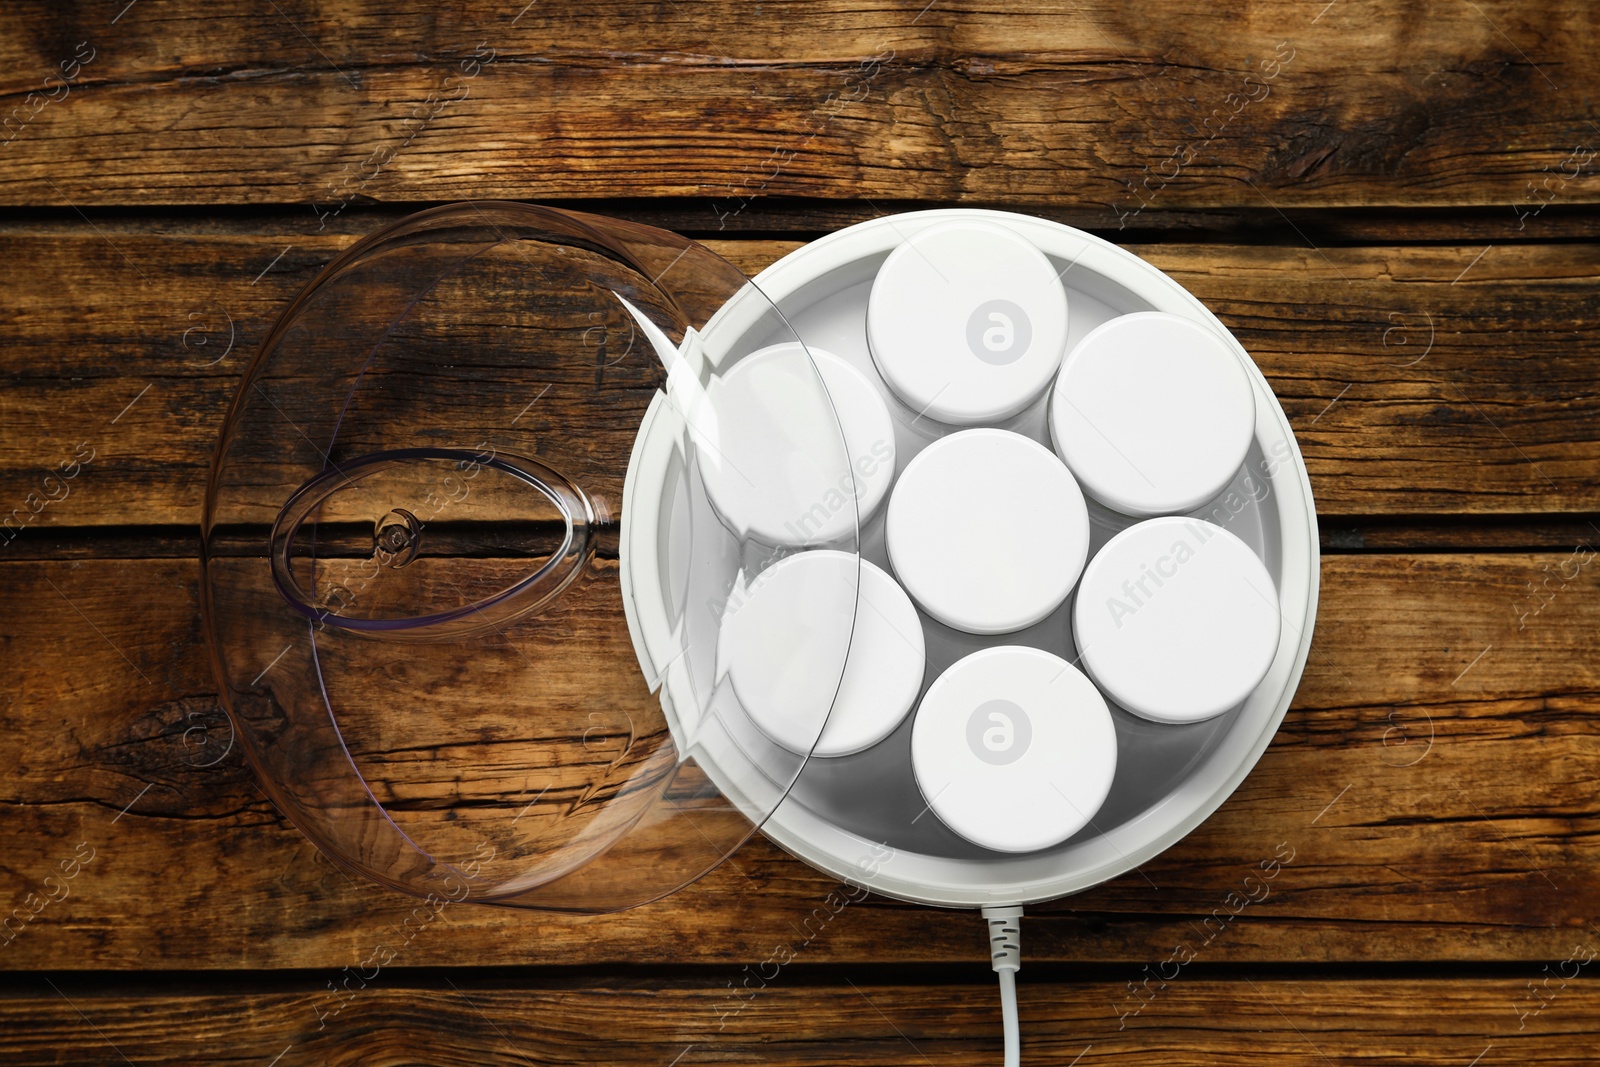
[4,551,1597,970]
[5,1,1600,1058]
[2,228,1598,540]
[1,975,1592,1066]
[0,2,1596,212]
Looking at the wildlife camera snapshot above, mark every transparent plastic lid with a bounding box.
[201,203,861,912]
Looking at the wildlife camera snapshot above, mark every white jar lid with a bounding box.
[1050,312,1256,516]
[866,220,1070,425]
[911,646,1116,853]
[698,343,896,546]
[887,428,1089,635]
[1073,516,1281,724]
[721,551,926,757]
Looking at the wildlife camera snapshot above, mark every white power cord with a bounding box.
[982,905,1024,1067]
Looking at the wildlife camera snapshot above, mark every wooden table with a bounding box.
[4,2,1599,1063]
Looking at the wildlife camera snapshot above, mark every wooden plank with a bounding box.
[0,975,1593,1066]
[1,2,1597,212]
[2,228,1598,536]
[3,551,1598,970]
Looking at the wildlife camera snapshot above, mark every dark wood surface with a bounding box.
[4,2,1599,1064]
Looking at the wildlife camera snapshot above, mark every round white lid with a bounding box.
[720,551,926,757]
[911,645,1117,853]
[698,342,896,546]
[1050,311,1256,516]
[866,220,1070,425]
[1073,516,1281,723]
[886,428,1089,635]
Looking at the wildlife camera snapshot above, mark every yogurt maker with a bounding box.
[201,202,1319,1061]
